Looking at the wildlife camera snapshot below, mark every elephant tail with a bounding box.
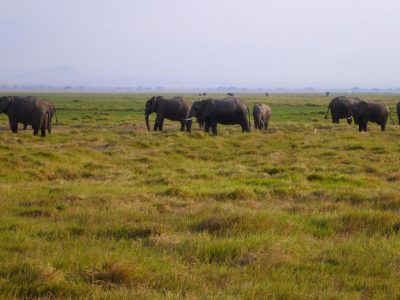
[258,111,264,127]
[247,104,251,129]
[324,105,330,119]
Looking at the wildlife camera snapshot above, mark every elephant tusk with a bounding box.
[183,117,193,121]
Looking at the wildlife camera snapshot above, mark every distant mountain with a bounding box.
[2,65,85,86]
[0,66,152,88]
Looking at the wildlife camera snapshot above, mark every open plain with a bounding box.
[0,93,399,299]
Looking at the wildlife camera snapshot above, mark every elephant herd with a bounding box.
[146,95,400,135]
[0,96,57,137]
[145,96,272,135]
[1,95,400,137]
[325,96,398,132]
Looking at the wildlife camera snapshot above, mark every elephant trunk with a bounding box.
[347,112,354,120]
[145,114,150,131]
[188,108,197,122]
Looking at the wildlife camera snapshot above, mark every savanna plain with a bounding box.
[0,93,399,299]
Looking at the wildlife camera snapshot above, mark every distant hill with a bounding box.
[0,66,85,86]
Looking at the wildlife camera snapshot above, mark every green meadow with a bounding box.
[0,93,399,299]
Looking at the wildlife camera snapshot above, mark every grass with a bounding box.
[0,92,399,298]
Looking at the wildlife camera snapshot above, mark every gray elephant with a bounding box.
[350,100,390,132]
[23,99,58,133]
[188,97,250,135]
[145,96,192,132]
[0,96,49,136]
[325,96,361,124]
[397,101,400,125]
[226,93,234,96]
[253,103,272,130]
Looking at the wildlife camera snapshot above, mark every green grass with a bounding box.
[0,92,399,299]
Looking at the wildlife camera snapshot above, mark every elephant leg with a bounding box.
[381,120,387,131]
[41,126,46,137]
[33,127,39,135]
[154,115,163,131]
[204,122,210,133]
[48,121,52,134]
[211,122,217,135]
[265,121,269,130]
[185,120,192,133]
[180,121,185,131]
[23,124,28,130]
[242,119,250,132]
[8,116,18,133]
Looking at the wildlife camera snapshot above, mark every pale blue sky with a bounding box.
[1,0,400,88]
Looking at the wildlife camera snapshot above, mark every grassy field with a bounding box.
[0,92,399,299]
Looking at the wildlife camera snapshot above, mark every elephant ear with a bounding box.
[151,96,158,112]
[0,96,11,113]
[201,99,216,119]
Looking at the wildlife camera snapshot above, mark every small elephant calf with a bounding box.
[253,103,272,130]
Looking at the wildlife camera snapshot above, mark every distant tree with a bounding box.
[202,92,207,96]
[265,92,269,97]
[226,92,234,96]
[326,91,330,97]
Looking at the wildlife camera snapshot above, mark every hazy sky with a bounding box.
[1,0,400,88]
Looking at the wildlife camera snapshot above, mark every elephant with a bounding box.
[325,96,361,124]
[0,96,49,136]
[397,101,400,125]
[197,119,204,129]
[253,103,272,130]
[145,96,192,132]
[188,97,250,135]
[23,99,58,133]
[226,93,234,96]
[350,100,390,132]
[326,91,330,97]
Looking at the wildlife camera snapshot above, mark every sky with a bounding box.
[1,0,400,89]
